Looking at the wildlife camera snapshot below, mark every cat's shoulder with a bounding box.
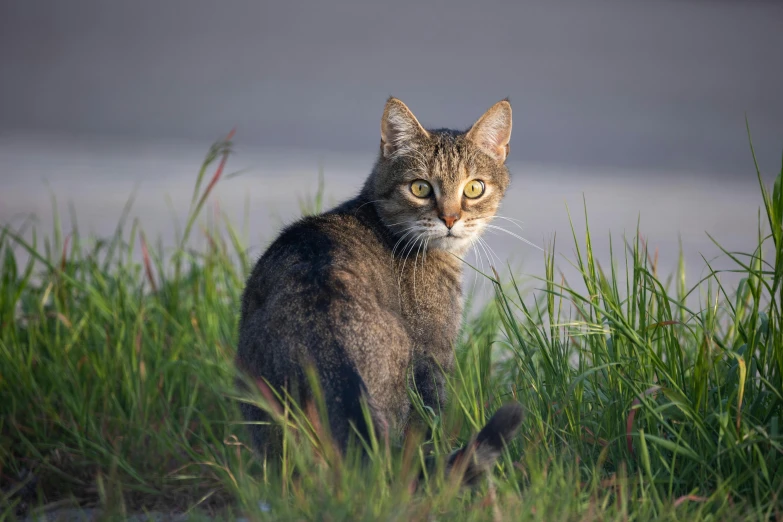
[261,204,380,263]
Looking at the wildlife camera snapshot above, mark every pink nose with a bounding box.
[440,214,460,229]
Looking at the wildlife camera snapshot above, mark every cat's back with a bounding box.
[236,198,413,419]
[240,199,398,325]
[235,199,417,448]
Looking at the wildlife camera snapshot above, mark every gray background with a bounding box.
[2,0,782,176]
[1,0,782,302]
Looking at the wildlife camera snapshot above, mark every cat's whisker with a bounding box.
[471,215,526,237]
[410,235,420,300]
[465,232,490,296]
[385,219,418,228]
[478,236,503,267]
[394,236,412,290]
[391,232,415,260]
[420,235,432,302]
[398,232,420,268]
[353,199,385,215]
[412,234,427,306]
[469,237,483,298]
[493,214,526,225]
[391,227,419,259]
[390,228,419,278]
[478,237,493,291]
[398,233,423,295]
[478,236,505,293]
[488,215,527,235]
[474,237,494,289]
[483,224,544,251]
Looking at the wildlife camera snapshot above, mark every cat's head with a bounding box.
[366,97,512,255]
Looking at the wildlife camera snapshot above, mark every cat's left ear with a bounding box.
[466,99,512,163]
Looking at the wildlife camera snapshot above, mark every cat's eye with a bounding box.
[463,180,485,199]
[410,180,432,198]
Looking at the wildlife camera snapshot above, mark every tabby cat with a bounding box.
[236,97,522,484]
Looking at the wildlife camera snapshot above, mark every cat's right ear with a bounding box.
[380,97,429,159]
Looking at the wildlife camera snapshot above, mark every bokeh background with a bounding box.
[2,0,782,297]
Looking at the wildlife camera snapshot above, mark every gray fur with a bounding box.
[236,97,520,479]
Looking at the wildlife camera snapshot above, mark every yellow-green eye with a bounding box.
[463,180,485,199]
[410,180,432,198]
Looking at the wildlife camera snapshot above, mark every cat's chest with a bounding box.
[394,253,463,347]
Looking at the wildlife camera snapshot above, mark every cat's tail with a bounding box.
[426,402,524,487]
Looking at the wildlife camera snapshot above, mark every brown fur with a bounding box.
[236,97,520,479]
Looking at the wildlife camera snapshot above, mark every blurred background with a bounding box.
[1,0,782,297]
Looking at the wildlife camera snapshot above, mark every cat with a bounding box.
[236,97,522,484]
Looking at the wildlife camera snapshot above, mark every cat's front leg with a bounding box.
[409,349,453,439]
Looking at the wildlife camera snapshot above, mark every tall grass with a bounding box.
[0,133,781,521]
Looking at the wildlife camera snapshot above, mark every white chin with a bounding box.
[429,235,472,254]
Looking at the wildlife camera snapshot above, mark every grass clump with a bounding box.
[0,131,781,521]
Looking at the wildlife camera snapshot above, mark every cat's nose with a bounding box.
[439,213,460,229]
